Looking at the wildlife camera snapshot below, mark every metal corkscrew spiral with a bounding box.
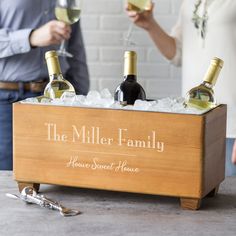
[6,186,81,217]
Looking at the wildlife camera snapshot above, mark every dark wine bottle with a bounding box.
[114,51,146,105]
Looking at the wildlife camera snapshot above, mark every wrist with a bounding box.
[29,29,38,48]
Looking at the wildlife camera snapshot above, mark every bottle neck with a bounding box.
[49,73,64,82]
[124,74,137,82]
[203,61,222,87]
[46,54,62,79]
[202,81,214,89]
[124,51,137,79]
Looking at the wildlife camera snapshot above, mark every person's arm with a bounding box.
[66,21,90,95]
[232,140,236,164]
[127,3,176,60]
[0,20,71,59]
[147,20,176,61]
[0,28,32,58]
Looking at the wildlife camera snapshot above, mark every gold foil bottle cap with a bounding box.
[211,57,224,68]
[124,51,137,76]
[203,57,224,86]
[125,50,137,58]
[45,50,62,76]
[45,50,58,60]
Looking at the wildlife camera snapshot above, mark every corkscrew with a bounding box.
[6,186,81,217]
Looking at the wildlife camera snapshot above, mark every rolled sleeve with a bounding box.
[9,28,32,54]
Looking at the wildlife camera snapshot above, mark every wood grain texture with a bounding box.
[180,198,201,210]
[202,105,227,197]
[13,104,226,205]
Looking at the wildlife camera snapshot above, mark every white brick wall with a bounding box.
[81,0,182,99]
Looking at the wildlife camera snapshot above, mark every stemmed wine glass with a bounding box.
[124,0,152,46]
[55,0,82,57]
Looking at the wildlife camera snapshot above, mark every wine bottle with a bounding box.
[44,50,75,99]
[184,57,224,110]
[114,51,146,105]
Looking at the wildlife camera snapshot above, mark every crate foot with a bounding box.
[180,197,201,210]
[205,184,220,198]
[17,182,40,193]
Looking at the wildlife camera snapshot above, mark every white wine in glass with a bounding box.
[55,0,82,58]
[124,0,152,46]
[127,0,152,12]
[55,8,81,24]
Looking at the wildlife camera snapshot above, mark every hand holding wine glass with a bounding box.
[55,0,82,58]
[29,20,71,47]
[126,1,155,31]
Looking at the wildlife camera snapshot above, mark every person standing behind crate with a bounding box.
[0,0,89,170]
[126,0,236,176]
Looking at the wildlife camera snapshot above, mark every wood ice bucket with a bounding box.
[13,103,227,210]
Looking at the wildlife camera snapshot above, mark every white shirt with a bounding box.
[171,0,236,138]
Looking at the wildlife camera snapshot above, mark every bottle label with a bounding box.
[186,98,216,110]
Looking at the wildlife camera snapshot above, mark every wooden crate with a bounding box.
[13,103,227,210]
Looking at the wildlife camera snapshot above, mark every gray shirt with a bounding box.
[0,0,89,95]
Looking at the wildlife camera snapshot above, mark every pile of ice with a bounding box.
[21,88,208,115]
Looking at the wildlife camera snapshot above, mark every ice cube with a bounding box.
[98,98,114,108]
[123,105,133,110]
[157,97,176,108]
[51,98,64,106]
[72,95,86,106]
[85,90,101,105]
[174,97,185,104]
[59,91,76,106]
[60,91,76,101]
[40,98,51,104]
[100,88,112,99]
[110,102,123,109]
[87,90,101,100]
[22,97,39,103]
[169,100,184,111]
[133,100,152,111]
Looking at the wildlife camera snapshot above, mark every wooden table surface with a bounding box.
[0,171,236,236]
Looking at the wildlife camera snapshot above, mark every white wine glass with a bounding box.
[124,0,152,46]
[55,0,82,58]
